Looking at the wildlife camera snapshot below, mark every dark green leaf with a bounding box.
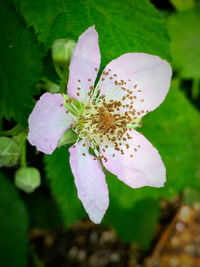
[13,0,170,65]
[0,0,43,123]
[0,172,28,267]
[25,192,61,229]
[44,146,85,226]
[104,173,160,248]
[142,78,200,198]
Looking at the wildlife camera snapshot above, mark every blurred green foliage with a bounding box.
[0,172,28,267]
[0,0,43,123]
[168,10,200,79]
[0,0,200,265]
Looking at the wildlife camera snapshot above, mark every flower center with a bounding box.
[72,96,139,156]
[67,71,148,160]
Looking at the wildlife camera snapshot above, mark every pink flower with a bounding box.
[28,26,172,223]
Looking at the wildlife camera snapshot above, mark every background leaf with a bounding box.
[44,146,86,226]
[0,172,28,267]
[12,0,170,66]
[168,9,200,79]
[0,0,43,123]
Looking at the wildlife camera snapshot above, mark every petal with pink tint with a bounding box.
[67,26,101,102]
[97,53,172,112]
[69,141,109,223]
[101,129,166,188]
[28,93,74,154]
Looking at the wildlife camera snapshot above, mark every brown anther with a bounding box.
[134,148,137,152]
[88,79,91,81]
[94,68,98,71]
[141,99,144,102]
[78,79,81,82]
[60,104,63,107]
[133,84,137,88]
[82,143,86,147]
[77,92,80,96]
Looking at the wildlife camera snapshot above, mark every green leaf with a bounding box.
[25,191,61,229]
[142,78,200,198]
[183,188,200,205]
[0,171,28,267]
[44,146,85,226]
[169,0,195,11]
[104,191,160,248]
[13,0,170,63]
[168,10,200,79]
[0,0,43,123]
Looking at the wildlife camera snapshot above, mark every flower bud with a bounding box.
[52,39,76,67]
[15,167,41,193]
[43,79,60,93]
[0,137,20,167]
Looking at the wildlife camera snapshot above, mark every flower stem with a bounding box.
[20,135,27,168]
[0,123,24,137]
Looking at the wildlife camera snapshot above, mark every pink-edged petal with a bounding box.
[97,53,172,112]
[67,26,101,102]
[28,92,74,154]
[69,141,109,223]
[101,129,166,188]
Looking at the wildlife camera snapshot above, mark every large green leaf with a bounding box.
[44,146,85,226]
[168,10,200,79]
[0,172,28,267]
[12,0,170,65]
[104,189,160,248]
[0,0,43,123]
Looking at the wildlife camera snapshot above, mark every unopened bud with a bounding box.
[52,39,76,67]
[0,137,20,167]
[15,167,41,193]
